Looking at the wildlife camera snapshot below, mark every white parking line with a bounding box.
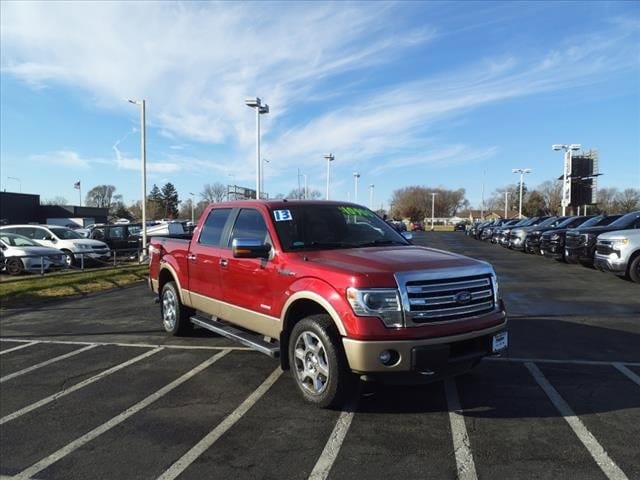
[14,349,231,480]
[0,337,251,352]
[612,363,640,387]
[0,341,39,355]
[158,367,283,480]
[445,378,478,480]
[487,356,640,367]
[0,347,163,425]
[308,395,358,480]
[525,362,629,480]
[0,344,98,383]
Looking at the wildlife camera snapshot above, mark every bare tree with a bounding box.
[537,180,562,215]
[596,187,618,214]
[389,186,469,221]
[201,183,227,203]
[615,188,640,213]
[85,185,116,208]
[42,196,68,206]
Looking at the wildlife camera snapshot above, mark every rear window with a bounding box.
[199,208,232,247]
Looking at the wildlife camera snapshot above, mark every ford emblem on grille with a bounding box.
[455,291,472,305]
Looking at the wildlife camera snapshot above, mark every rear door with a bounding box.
[187,207,233,317]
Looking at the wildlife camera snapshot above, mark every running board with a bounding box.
[190,314,280,358]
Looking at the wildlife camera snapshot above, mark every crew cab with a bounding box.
[594,229,640,283]
[565,211,640,266]
[149,201,508,407]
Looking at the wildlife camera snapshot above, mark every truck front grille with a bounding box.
[403,274,494,324]
[565,233,584,248]
[596,242,613,255]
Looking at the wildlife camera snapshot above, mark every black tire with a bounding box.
[289,314,355,408]
[160,281,194,336]
[6,258,24,276]
[61,250,75,268]
[628,254,640,283]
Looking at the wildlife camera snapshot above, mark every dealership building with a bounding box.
[0,192,108,227]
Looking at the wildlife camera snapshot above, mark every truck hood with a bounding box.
[568,225,628,235]
[597,229,640,241]
[296,245,487,286]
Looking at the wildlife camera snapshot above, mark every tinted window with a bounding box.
[109,226,125,239]
[199,208,232,246]
[228,209,269,246]
[609,211,640,228]
[92,227,106,240]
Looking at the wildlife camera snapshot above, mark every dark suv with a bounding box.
[565,211,640,266]
[524,216,587,254]
[88,223,143,257]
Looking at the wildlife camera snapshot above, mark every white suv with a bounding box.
[0,225,111,267]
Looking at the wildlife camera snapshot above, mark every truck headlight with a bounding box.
[612,238,629,248]
[346,287,403,328]
[491,271,502,304]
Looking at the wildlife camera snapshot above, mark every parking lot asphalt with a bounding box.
[1,232,639,480]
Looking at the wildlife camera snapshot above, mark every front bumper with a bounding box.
[594,254,626,275]
[342,320,507,374]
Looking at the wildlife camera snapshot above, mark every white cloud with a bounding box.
[30,150,91,169]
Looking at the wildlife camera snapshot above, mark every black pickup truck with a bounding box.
[541,215,620,261]
[525,216,591,254]
[565,211,640,266]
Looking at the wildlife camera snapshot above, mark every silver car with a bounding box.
[0,232,66,275]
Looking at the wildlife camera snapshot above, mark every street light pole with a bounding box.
[552,143,581,216]
[128,99,147,258]
[353,172,360,203]
[189,192,195,224]
[303,174,308,200]
[504,191,509,219]
[245,98,269,200]
[324,153,335,200]
[512,168,532,219]
[430,192,438,231]
[262,158,269,196]
[369,184,375,209]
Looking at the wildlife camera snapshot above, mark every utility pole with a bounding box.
[245,98,269,200]
[189,192,195,224]
[128,99,147,259]
[512,168,532,219]
[504,191,509,218]
[430,192,438,231]
[324,153,335,200]
[353,172,360,203]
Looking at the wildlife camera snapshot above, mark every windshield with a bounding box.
[536,217,559,228]
[271,204,410,252]
[609,211,640,228]
[0,233,40,247]
[49,227,82,239]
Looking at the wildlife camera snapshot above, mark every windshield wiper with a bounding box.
[289,241,358,250]
[356,239,408,247]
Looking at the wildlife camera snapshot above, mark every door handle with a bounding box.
[187,253,197,261]
[219,258,228,268]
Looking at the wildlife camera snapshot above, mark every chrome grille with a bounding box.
[565,233,584,248]
[400,272,495,325]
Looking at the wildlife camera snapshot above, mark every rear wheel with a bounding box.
[289,315,354,408]
[6,258,24,276]
[628,254,640,283]
[62,250,75,268]
[161,281,194,336]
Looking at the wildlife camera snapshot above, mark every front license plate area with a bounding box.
[492,331,508,353]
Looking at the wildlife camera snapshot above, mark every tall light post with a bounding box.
[353,172,360,203]
[189,192,195,224]
[504,191,510,219]
[245,97,269,200]
[324,153,335,200]
[430,192,438,231]
[512,168,532,219]
[369,184,375,209]
[303,174,308,200]
[128,99,147,258]
[7,176,21,193]
[552,144,581,216]
[261,158,269,196]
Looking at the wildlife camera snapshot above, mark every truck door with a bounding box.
[219,208,280,337]
[187,208,233,318]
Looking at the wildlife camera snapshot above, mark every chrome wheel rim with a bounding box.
[293,331,330,395]
[162,288,178,331]
[6,259,23,275]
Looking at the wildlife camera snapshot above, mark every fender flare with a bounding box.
[280,282,347,336]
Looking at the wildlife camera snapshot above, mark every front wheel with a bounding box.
[161,281,194,336]
[62,250,75,268]
[289,315,354,408]
[628,255,640,283]
[6,258,24,275]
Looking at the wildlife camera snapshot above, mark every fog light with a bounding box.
[378,350,399,366]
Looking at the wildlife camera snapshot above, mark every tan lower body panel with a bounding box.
[342,321,507,373]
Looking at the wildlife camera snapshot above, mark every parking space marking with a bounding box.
[445,378,478,480]
[157,367,283,480]
[487,357,640,367]
[308,394,359,480]
[0,341,39,355]
[0,346,164,426]
[612,363,640,387]
[525,362,629,480]
[0,344,97,383]
[0,337,251,352]
[14,349,231,480]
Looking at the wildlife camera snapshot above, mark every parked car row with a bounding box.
[465,211,640,283]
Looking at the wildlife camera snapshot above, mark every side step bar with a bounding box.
[190,314,280,358]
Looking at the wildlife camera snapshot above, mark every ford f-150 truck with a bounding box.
[149,201,508,407]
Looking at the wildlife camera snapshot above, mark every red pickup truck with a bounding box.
[149,200,508,407]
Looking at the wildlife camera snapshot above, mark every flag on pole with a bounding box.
[74,181,81,190]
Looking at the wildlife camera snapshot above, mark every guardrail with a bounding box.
[1,248,148,278]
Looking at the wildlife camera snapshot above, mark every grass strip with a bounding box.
[0,265,148,309]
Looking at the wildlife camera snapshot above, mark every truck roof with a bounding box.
[207,199,367,210]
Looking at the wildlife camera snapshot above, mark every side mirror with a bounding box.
[46,235,57,242]
[401,231,413,242]
[232,238,271,259]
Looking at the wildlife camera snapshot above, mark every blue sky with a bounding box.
[1,1,639,210]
